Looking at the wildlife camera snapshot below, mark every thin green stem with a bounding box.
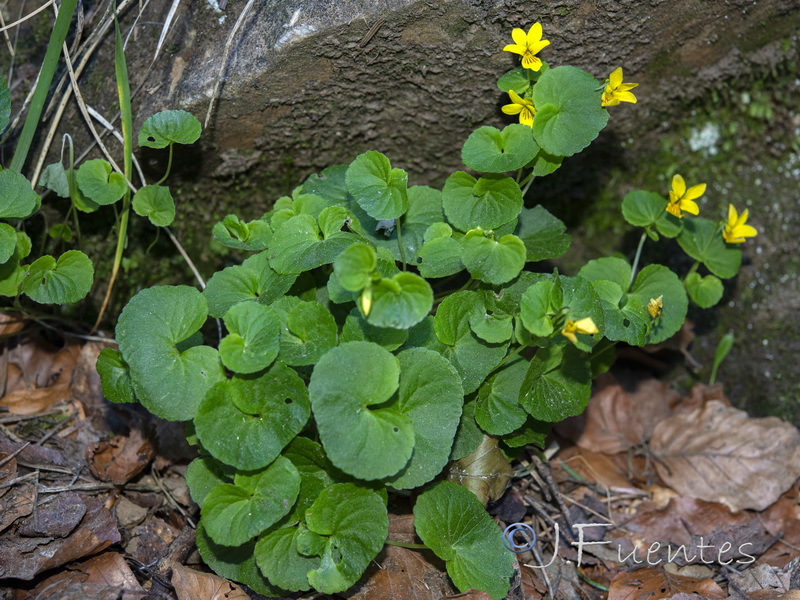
[684,260,700,282]
[628,231,647,291]
[10,0,78,172]
[515,167,523,184]
[155,143,174,185]
[395,216,407,271]
[519,172,534,197]
[384,540,428,550]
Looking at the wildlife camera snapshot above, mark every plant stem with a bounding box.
[384,540,428,550]
[628,231,647,291]
[9,0,78,173]
[155,143,174,185]
[684,260,700,282]
[520,172,535,196]
[396,216,407,271]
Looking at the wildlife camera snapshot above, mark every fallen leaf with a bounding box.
[171,564,249,600]
[0,311,26,337]
[447,435,514,505]
[87,430,155,485]
[649,401,800,512]
[70,341,110,412]
[554,446,646,495]
[0,452,17,499]
[0,483,34,533]
[125,515,179,567]
[726,559,799,600]
[0,383,70,414]
[17,491,86,538]
[608,567,726,600]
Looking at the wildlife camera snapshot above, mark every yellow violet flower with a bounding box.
[360,286,372,316]
[722,204,758,243]
[647,296,663,319]
[601,67,638,107]
[503,23,550,71]
[502,90,536,127]
[561,317,598,344]
[666,174,705,218]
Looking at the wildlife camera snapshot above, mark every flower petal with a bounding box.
[511,28,528,47]
[561,329,578,344]
[666,202,683,218]
[502,103,523,115]
[609,67,623,89]
[615,91,637,104]
[680,198,700,215]
[671,174,686,198]
[520,108,534,127]
[526,22,543,44]
[522,54,542,70]
[736,224,758,238]
[683,183,707,201]
[620,82,639,92]
[529,39,550,54]
[736,207,750,227]
[727,204,738,225]
[575,317,598,335]
[508,89,525,104]
[503,44,525,56]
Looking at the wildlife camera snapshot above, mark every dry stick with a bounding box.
[0,422,25,443]
[0,10,16,67]
[0,441,31,467]
[151,0,180,58]
[204,0,256,129]
[152,466,195,528]
[123,0,153,49]
[0,0,54,34]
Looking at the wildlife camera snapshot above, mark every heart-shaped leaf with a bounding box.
[186,456,234,508]
[309,341,412,480]
[213,214,273,251]
[469,311,513,344]
[341,309,408,351]
[96,348,135,404]
[502,416,551,448]
[417,226,464,278]
[686,272,724,308]
[515,206,571,261]
[0,224,17,263]
[255,526,321,592]
[367,272,433,330]
[76,159,126,205]
[520,280,559,337]
[39,162,70,198]
[219,302,281,374]
[195,363,310,470]
[271,297,338,366]
[677,217,742,279]
[461,230,526,285]
[531,66,609,157]
[132,184,175,226]
[116,286,225,421]
[0,169,40,219]
[138,109,202,148]
[345,151,408,220]
[476,359,529,435]
[461,124,539,173]
[630,264,688,344]
[497,66,539,95]
[333,242,376,292]
[20,250,94,304]
[520,344,591,422]
[442,172,522,231]
[269,214,359,274]
[414,481,515,600]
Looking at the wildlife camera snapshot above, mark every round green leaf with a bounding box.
[309,342,412,480]
[462,124,539,173]
[186,456,234,508]
[476,359,529,435]
[384,349,464,489]
[469,311,513,344]
[20,250,94,304]
[417,232,464,278]
[213,214,273,251]
[195,363,310,470]
[255,526,320,592]
[202,456,300,546]
[0,232,31,297]
[502,416,551,448]
[345,151,408,220]
[367,272,433,330]
[116,286,225,421]
[442,172,522,232]
[39,162,70,198]
[531,65,609,157]
[269,213,359,274]
[677,217,742,279]
[0,224,17,263]
[96,348,135,404]
[497,66,536,95]
[218,302,281,373]
[76,159,126,205]
[272,297,338,366]
[202,251,296,318]
[0,169,39,219]
[304,483,389,594]
[341,308,408,351]
[138,109,201,148]
[621,190,667,228]
[630,264,689,344]
[48,224,72,242]
[520,344,591,422]
[450,398,483,461]
[132,184,175,226]
[520,280,559,337]
[333,242,376,292]
[686,272,724,308]
[414,481,515,600]
[515,206,571,262]
[461,231,526,285]
[281,436,337,521]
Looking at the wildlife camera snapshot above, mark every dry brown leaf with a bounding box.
[0,311,26,337]
[0,382,70,414]
[0,483,34,533]
[88,430,155,485]
[0,452,17,500]
[7,335,79,391]
[726,559,800,600]
[70,341,111,412]
[608,567,726,600]
[649,401,800,512]
[554,446,645,495]
[171,565,249,600]
[447,435,514,505]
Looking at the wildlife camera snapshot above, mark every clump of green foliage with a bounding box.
[91,22,754,600]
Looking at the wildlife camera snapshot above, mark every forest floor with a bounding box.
[0,314,798,600]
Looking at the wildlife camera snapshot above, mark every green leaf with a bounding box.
[212,214,272,251]
[20,250,94,304]
[677,217,742,279]
[685,271,723,308]
[414,481,515,600]
[255,526,320,592]
[138,109,201,148]
[68,171,100,213]
[269,213,358,274]
[461,124,539,173]
[630,264,688,344]
[561,275,606,350]
[39,162,70,198]
[116,286,225,421]
[196,363,310,470]
[345,151,408,220]
[450,398,483,460]
[203,251,296,318]
[309,342,412,480]
[367,272,433,330]
[479,271,549,316]
[96,348,135,404]
[202,456,300,546]
[341,308,408,351]
[301,164,351,207]
[531,65,609,157]
[515,206,571,262]
[0,169,39,219]
[0,224,17,263]
[219,302,281,373]
[502,416,551,448]
[281,437,336,521]
[304,484,389,594]
[461,230,526,285]
[0,233,30,297]
[333,242,376,292]
[520,344,591,422]
[527,149,563,177]
[271,297,338,366]
[75,159,126,206]
[520,280,559,337]
[442,172,522,231]
[469,311,513,344]
[497,66,539,95]
[0,75,9,135]
[621,190,666,228]
[186,456,234,508]
[48,224,72,242]
[384,349,463,489]
[476,359,529,435]
[578,256,630,290]
[131,184,175,226]
[417,227,464,278]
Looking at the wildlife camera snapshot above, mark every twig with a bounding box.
[0,408,66,424]
[0,422,25,443]
[38,482,160,494]
[152,0,180,59]
[152,467,195,528]
[165,228,206,289]
[0,441,30,467]
[37,411,74,445]
[560,494,615,524]
[0,470,38,490]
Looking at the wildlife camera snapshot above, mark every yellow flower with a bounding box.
[501,90,536,127]
[647,296,663,319]
[561,317,598,344]
[601,67,638,107]
[666,174,705,218]
[722,204,758,244]
[360,286,372,316]
[503,23,550,71]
